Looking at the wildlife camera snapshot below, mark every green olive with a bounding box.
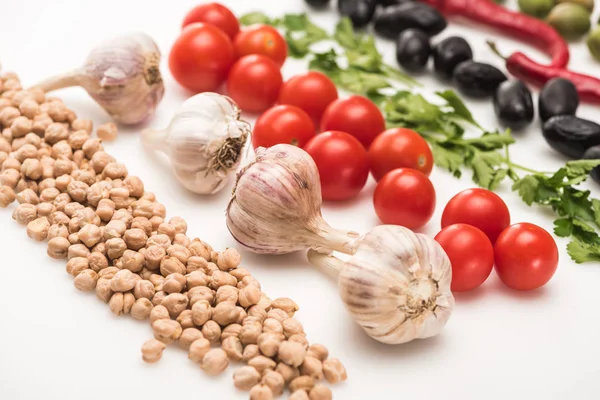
[518,0,556,18]
[557,0,594,12]
[547,3,592,41]
[587,26,600,61]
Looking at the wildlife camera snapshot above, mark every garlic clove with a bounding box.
[31,32,164,125]
[308,225,454,345]
[226,144,358,255]
[142,93,250,195]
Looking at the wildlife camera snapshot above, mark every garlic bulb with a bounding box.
[226,144,358,254]
[143,93,250,195]
[308,225,454,345]
[31,33,164,125]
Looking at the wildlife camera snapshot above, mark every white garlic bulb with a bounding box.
[143,93,250,195]
[308,225,454,345]
[227,144,358,254]
[31,32,164,125]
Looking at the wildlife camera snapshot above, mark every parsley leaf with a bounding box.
[431,143,464,178]
[239,12,278,26]
[436,90,482,129]
[512,175,539,205]
[567,239,600,263]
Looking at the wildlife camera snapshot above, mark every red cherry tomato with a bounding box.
[441,188,510,244]
[320,96,385,149]
[252,105,316,149]
[368,128,434,181]
[226,55,283,113]
[373,168,436,230]
[494,223,558,291]
[303,131,369,201]
[278,71,338,123]
[234,25,288,67]
[169,23,235,93]
[181,3,240,40]
[435,224,494,292]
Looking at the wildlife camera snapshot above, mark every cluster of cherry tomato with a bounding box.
[168,3,559,293]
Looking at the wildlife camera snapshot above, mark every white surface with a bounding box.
[1,1,600,399]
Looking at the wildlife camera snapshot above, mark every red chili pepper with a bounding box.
[422,0,569,68]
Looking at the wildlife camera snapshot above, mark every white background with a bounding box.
[1,0,599,399]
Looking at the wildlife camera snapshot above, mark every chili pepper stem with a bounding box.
[486,41,508,61]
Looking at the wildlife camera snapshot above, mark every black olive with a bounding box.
[305,0,331,8]
[452,61,507,98]
[542,115,600,158]
[581,145,600,184]
[377,0,414,6]
[538,78,580,122]
[432,36,473,80]
[373,3,447,39]
[493,80,534,131]
[395,29,432,72]
[338,0,377,28]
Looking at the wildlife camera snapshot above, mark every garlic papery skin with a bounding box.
[31,33,164,125]
[308,225,454,345]
[142,92,250,195]
[226,144,358,255]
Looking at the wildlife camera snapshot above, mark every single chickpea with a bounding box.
[212,301,243,326]
[309,385,332,400]
[159,256,186,276]
[47,102,68,122]
[87,252,108,273]
[32,113,52,135]
[124,292,137,314]
[47,223,68,240]
[13,203,37,225]
[238,275,261,291]
[78,224,101,248]
[134,279,155,300]
[221,323,242,341]
[238,284,261,308]
[258,333,283,358]
[164,217,186,235]
[119,250,144,273]
[152,319,183,344]
[111,208,133,225]
[248,356,277,373]
[161,293,189,318]
[67,233,80,244]
[66,257,89,277]
[39,187,60,203]
[110,187,130,209]
[74,269,99,292]
[242,344,260,363]
[103,162,128,180]
[20,158,42,180]
[166,244,190,264]
[3,78,22,90]
[10,116,31,138]
[240,324,262,346]
[233,366,261,391]
[2,157,21,171]
[186,271,209,291]
[215,285,238,304]
[186,256,209,274]
[44,122,69,144]
[14,145,36,164]
[123,228,147,251]
[71,169,95,186]
[50,141,73,160]
[176,309,194,330]
[66,180,89,203]
[278,341,306,368]
[89,151,114,174]
[221,336,243,361]
[95,278,114,303]
[201,348,229,376]
[149,215,163,231]
[262,370,285,397]
[202,320,222,343]
[247,305,268,322]
[82,138,103,159]
[121,175,144,198]
[267,309,289,324]
[188,337,211,363]
[289,376,315,393]
[152,202,166,218]
[263,318,284,336]
[130,216,152,236]
[19,99,39,119]
[282,318,304,339]
[96,122,117,141]
[104,220,127,240]
[322,359,347,384]
[249,384,273,400]
[24,132,41,148]
[1,168,20,188]
[141,338,165,364]
[50,211,69,227]
[290,390,310,400]
[216,248,241,271]
[26,216,50,241]
[96,199,115,222]
[300,356,324,380]
[156,223,175,241]
[209,271,237,290]
[70,118,92,134]
[173,233,191,247]
[54,174,71,192]
[16,188,39,205]
[177,328,203,350]
[67,244,90,260]
[110,269,137,292]
[188,286,215,307]
[149,305,169,324]
[131,298,153,321]
[46,236,70,259]
[107,238,128,260]
[276,362,300,385]
[163,273,186,294]
[131,199,153,218]
[0,185,16,207]
[306,344,329,362]
[0,107,20,127]
[191,299,212,326]
[98,266,120,280]
[144,245,166,270]
[289,334,308,350]
[52,158,73,177]
[108,293,125,315]
[67,130,89,150]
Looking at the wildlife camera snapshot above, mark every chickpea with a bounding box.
[322,359,347,384]
[212,301,243,327]
[149,215,163,231]
[161,293,188,318]
[163,273,186,294]
[68,233,80,245]
[32,113,52,135]
[233,366,261,391]
[47,236,70,259]
[47,223,68,240]
[66,257,89,277]
[159,256,186,276]
[44,122,69,144]
[21,158,42,180]
[110,187,130,209]
[149,305,169,324]
[1,168,20,188]
[191,299,212,326]
[98,266,120,280]
[216,248,241,271]
[188,286,214,307]
[221,323,242,341]
[188,338,211,363]
[52,158,73,177]
[103,162,128,180]
[173,233,191,247]
[247,305,268,322]
[67,244,90,260]
[131,298,153,320]
[166,244,190,264]
[309,385,332,400]
[109,292,125,315]
[134,279,155,300]
[290,390,310,400]
[141,339,165,364]
[290,376,315,393]
[3,157,21,171]
[179,328,203,350]
[201,348,229,376]
[186,271,209,291]
[95,278,113,303]
[82,138,103,159]
[176,309,194,329]
[0,185,16,207]
[278,341,306,368]
[68,130,89,150]
[87,252,108,273]
[209,270,237,290]
[19,100,39,119]
[240,324,262,346]
[300,356,324,380]
[123,228,147,250]
[152,319,182,344]
[0,107,20,127]
[201,320,221,343]
[289,334,308,350]
[276,362,300,385]
[307,344,329,362]
[222,336,243,361]
[10,116,32,138]
[51,141,73,160]
[39,187,60,203]
[71,169,95,186]
[71,118,93,134]
[118,250,144,273]
[242,344,260,363]
[111,269,137,292]
[74,269,99,292]
[215,285,238,304]
[186,256,209,274]
[248,356,276,373]
[16,188,39,205]
[54,175,71,192]
[66,180,88,203]
[96,199,115,222]
[262,370,285,397]
[238,284,261,308]
[26,216,50,241]
[157,223,175,241]
[144,245,166,270]
[267,309,289,324]
[96,122,117,141]
[258,333,283,358]
[106,238,127,259]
